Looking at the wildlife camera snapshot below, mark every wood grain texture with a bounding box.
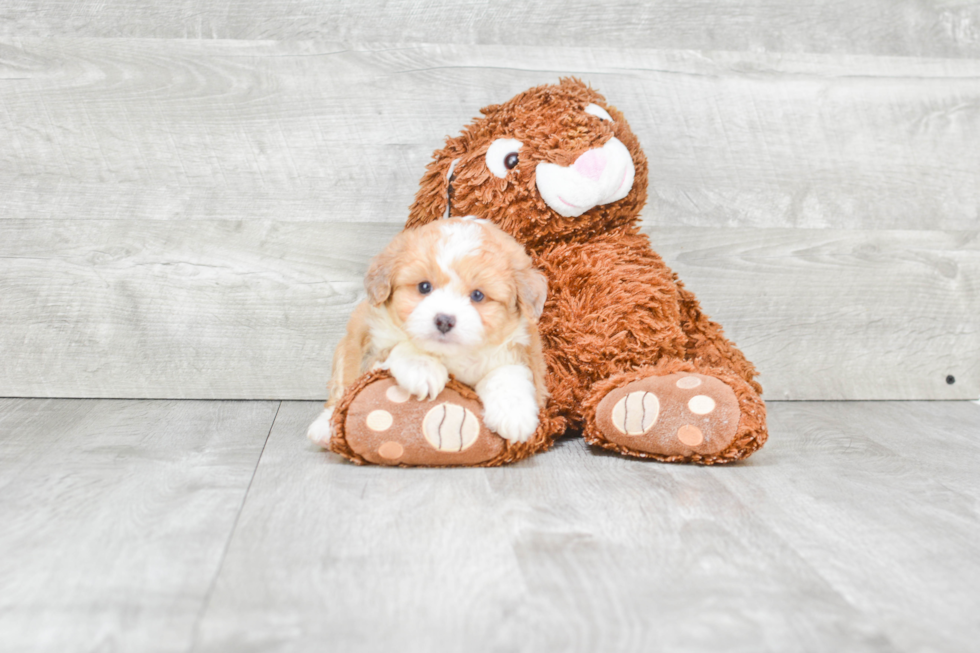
[2,1,980,59]
[1,39,978,230]
[716,400,980,653]
[663,227,980,401]
[1,220,975,400]
[192,399,980,652]
[0,219,386,400]
[0,398,279,653]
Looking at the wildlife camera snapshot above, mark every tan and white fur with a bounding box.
[307,217,549,446]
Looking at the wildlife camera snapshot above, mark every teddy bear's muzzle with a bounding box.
[535,137,635,218]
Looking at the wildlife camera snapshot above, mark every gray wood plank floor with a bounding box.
[2,398,979,652]
[0,398,279,653]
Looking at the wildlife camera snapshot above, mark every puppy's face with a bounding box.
[366,219,547,354]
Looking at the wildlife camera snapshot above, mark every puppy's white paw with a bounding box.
[307,407,335,447]
[477,365,539,443]
[386,353,449,401]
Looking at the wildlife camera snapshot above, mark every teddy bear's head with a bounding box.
[406,78,649,248]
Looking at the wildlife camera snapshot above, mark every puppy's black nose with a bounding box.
[434,313,456,334]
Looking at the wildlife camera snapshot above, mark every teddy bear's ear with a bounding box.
[517,267,549,321]
[406,139,466,229]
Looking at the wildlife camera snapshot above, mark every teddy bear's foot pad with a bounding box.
[595,373,740,457]
[344,376,505,466]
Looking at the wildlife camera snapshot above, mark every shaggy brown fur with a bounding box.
[399,78,768,464]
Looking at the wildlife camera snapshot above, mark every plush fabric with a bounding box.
[333,78,767,465]
[330,369,563,467]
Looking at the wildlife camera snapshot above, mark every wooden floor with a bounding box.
[0,399,978,652]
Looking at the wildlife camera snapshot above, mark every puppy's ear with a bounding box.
[364,239,401,306]
[517,267,548,321]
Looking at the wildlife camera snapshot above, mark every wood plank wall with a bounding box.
[1,3,978,401]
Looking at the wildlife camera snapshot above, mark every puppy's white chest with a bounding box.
[444,354,490,388]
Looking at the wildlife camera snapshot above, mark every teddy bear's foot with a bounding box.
[336,375,509,466]
[593,373,741,459]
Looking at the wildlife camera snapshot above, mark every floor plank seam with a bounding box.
[186,400,282,653]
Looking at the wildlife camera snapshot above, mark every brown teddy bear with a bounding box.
[329,78,767,466]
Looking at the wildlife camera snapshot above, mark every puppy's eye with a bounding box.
[470,289,485,302]
[418,281,432,294]
[486,138,523,179]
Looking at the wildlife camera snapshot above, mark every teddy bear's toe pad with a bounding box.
[595,373,740,457]
[344,377,505,466]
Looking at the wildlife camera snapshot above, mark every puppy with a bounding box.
[307,217,548,447]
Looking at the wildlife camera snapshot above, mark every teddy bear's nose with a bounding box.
[434,313,456,334]
[573,148,607,181]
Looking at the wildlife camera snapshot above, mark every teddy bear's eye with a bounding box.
[418,281,432,294]
[486,138,523,178]
[585,103,613,122]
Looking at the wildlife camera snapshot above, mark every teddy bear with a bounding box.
[328,78,767,466]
